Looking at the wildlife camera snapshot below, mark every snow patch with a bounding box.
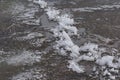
[33,0,47,8]
[96,56,117,68]
[45,7,60,20]
[68,60,84,73]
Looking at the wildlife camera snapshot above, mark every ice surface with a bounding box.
[6,51,41,66]
[33,0,47,8]
[96,55,118,68]
[73,4,120,12]
[12,68,46,80]
[68,60,84,73]
[45,7,60,20]
[58,14,74,26]
[32,0,120,79]
[16,32,43,41]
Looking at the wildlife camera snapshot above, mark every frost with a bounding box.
[12,72,33,80]
[6,51,41,66]
[77,55,95,61]
[56,31,80,58]
[76,43,106,61]
[59,24,78,35]
[80,43,98,53]
[16,32,43,40]
[103,69,111,76]
[58,14,74,26]
[68,60,84,73]
[45,7,60,20]
[96,56,117,68]
[12,68,46,80]
[33,0,47,8]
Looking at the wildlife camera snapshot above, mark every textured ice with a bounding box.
[68,60,84,73]
[33,0,47,8]
[80,43,98,53]
[12,68,46,80]
[96,56,117,68]
[45,7,60,20]
[12,72,33,80]
[6,51,41,66]
[32,0,120,79]
[16,5,40,25]
[58,14,74,26]
[16,32,43,41]
[35,0,83,73]
[73,4,120,12]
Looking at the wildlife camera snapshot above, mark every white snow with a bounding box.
[32,0,120,79]
[103,69,111,76]
[45,7,60,20]
[58,14,74,26]
[68,60,84,73]
[80,43,98,53]
[77,55,95,61]
[33,0,47,8]
[96,56,117,68]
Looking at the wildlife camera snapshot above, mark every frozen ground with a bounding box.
[0,0,120,80]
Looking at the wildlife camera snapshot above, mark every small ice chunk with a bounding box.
[68,60,84,73]
[59,24,78,35]
[62,31,74,47]
[96,56,116,67]
[70,45,80,58]
[46,7,60,20]
[58,14,74,26]
[109,75,115,80]
[77,55,95,61]
[103,69,111,76]
[110,68,119,73]
[33,0,47,8]
[80,43,98,53]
